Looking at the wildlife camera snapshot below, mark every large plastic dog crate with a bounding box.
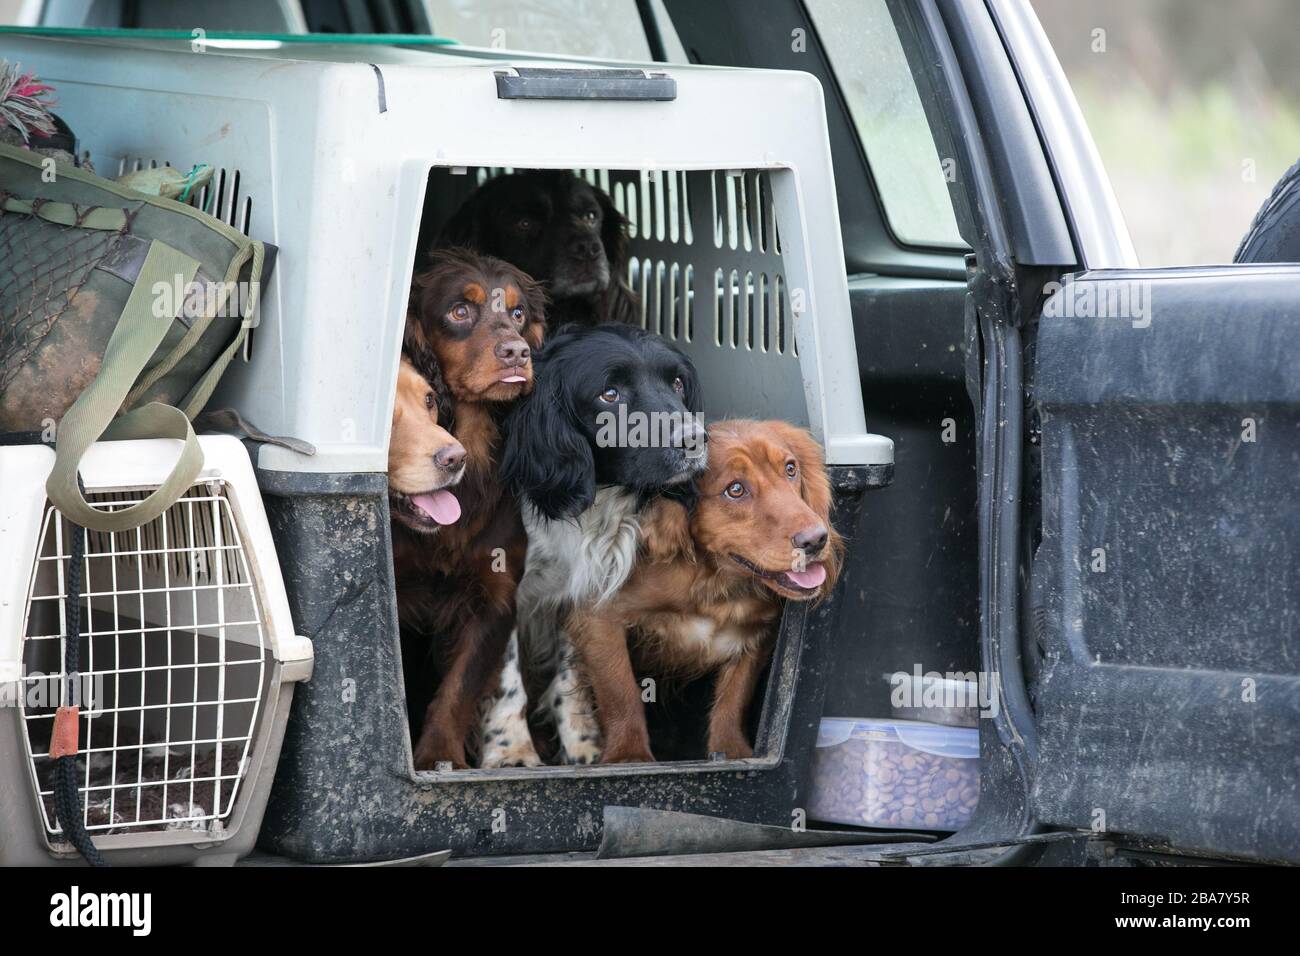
[0,436,313,865]
[1,32,892,861]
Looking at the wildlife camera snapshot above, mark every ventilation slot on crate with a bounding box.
[196,167,257,362]
[115,156,252,231]
[20,482,270,838]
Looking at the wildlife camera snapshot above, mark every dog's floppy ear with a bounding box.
[403,347,454,433]
[501,356,595,520]
[670,345,704,414]
[682,362,704,416]
[769,420,844,589]
[404,277,439,360]
[598,186,631,276]
[598,187,639,327]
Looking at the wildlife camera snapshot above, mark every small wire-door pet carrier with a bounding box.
[0,435,312,865]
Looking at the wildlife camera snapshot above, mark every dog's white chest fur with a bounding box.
[486,486,644,766]
[521,486,643,609]
[639,613,756,672]
[679,616,750,661]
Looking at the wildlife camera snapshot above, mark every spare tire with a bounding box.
[1235,159,1300,263]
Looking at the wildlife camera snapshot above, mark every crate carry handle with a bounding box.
[45,240,206,532]
[495,67,676,101]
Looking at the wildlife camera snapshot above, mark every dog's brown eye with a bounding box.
[583,210,599,225]
[672,376,685,393]
[785,461,797,478]
[425,392,435,410]
[510,306,526,325]
[598,387,620,403]
[515,217,532,232]
[450,303,471,322]
[723,481,747,500]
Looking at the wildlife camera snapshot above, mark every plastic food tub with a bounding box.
[807,718,979,831]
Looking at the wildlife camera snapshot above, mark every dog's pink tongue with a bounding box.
[786,562,827,589]
[411,489,461,525]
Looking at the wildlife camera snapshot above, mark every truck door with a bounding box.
[899,0,1300,863]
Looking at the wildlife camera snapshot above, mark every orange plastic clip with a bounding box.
[49,705,80,759]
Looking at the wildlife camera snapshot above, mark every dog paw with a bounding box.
[413,739,468,772]
[705,736,754,759]
[600,743,656,764]
[415,757,469,772]
[479,734,544,769]
[557,732,603,766]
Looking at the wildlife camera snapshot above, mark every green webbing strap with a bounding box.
[181,322,248,418]
[122,304,219,411]
[46,241,204,532]
[0,194,130,231]
[126,240,262,412]
[180,241,264,417]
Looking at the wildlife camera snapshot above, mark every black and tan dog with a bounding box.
[394,248,545,770]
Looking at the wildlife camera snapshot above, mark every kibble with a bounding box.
[807,730,980,831]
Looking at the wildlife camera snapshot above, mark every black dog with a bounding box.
[475,325,707,766]
[434,170,639,329]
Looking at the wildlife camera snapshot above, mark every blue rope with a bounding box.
[177,163,209,205]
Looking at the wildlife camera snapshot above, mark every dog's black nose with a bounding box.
[571,237,603,261]
[672,418,707,449]
[435,443,466,471]
[792,525,828,556]
[495,339,530,366]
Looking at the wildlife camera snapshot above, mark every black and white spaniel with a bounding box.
[475,324,707,767]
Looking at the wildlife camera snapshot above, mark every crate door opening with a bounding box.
[401,165,812,767]
[21,484,272,840]
[418,166,808,429]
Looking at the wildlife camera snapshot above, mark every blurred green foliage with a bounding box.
[1034,0,1300,264]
